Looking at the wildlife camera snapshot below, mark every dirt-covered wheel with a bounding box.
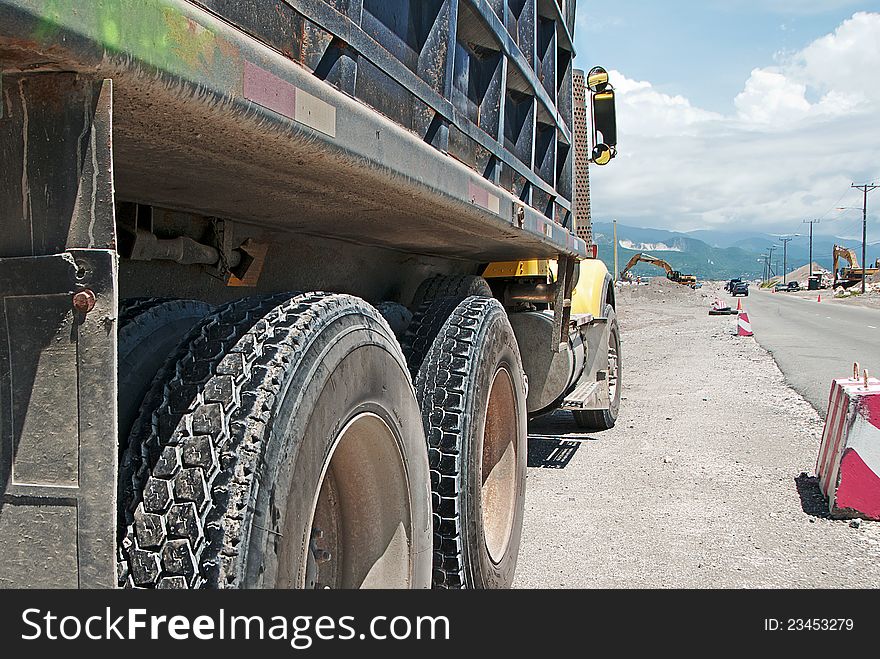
[414,296,528,588]
[117,293,431,589]
[374,300,413,340]
[573,304,621,431]
[401,296,466,378]
[410,274,492,310]
[117,298,213,447]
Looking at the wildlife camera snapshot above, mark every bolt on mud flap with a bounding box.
[0,252,118,588]
[0,73,118,587]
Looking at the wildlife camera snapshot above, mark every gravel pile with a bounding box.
[779,262,828,284]
[618,276,697,304]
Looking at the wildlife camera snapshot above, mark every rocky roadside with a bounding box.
[515,283,880,588]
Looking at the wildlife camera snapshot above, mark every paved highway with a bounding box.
[744,288,880,415]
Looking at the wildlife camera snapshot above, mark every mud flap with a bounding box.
[0,74,117,587]
[560,317,611,412]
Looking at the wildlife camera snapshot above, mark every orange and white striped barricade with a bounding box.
[816,368,880,520]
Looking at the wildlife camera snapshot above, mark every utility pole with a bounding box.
[779,236,794,284]
[766,246,777,284]
[852,183,878,294]
[803,219,820,277]
[613,219,619,282]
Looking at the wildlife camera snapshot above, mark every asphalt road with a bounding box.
[744,287,880,415]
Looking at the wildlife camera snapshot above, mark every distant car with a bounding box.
[732,282,749,296]
[773,282,788,292]
[726,278,742,293]
[787,281,800,291]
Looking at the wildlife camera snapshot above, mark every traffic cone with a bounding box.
[736,299,742,312]
[737,311,753,337]
[817,294,822,303]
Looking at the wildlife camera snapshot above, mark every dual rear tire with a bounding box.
[408,296,528,588]
[117,279,528,589]
[118,294,431,588]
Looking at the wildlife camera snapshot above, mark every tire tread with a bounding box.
[411,275,491,309]
[118,293,398,588]
[413,296,501,588]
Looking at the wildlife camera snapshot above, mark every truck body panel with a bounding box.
[0,0,611,588]
[1,0,585,261]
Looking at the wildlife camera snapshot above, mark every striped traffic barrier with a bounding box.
[816,365,880,520]
[737,311,753,337]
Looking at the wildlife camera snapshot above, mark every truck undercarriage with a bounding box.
[0,0,619,588]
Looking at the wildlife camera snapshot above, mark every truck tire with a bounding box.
[414,296,528,588]
[118,298,213,448]
[573,305,621,431]
[410,274,492,309]
[118,293,431,589]
[374,300,413,340]
[401,296,465,378]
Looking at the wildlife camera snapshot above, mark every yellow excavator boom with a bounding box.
[833,244,860,273]
[620,253,673,279]
[619,252,697,287]
[833,244,879,286]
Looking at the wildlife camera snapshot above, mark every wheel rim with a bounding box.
[608,330,620,403]
[302,413,412,589]
[481,367,519,564]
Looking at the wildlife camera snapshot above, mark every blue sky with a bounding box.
[575,1,880,112]
[572,2,880,238]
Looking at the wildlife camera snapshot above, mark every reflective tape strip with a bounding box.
[243,61,336,137]
[295,88,336,138]
[831,389,880,519]
[818,381,846,493]
[467,182,500,215]
[817,379,880,497]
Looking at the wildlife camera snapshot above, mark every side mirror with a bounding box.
[592,143,613,166]
[588,67,618,166]
[587,66,610,93]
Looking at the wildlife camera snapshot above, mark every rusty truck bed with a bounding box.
[0,0,586,261]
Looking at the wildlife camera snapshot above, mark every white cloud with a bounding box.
[735,11,880,126]
[590,12,880,235]
[734,69,811,125]
[613,75,722,137]
[794,11,880,102]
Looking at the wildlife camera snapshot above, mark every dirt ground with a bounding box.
[515,282,880,588]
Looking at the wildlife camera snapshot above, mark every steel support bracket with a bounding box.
[553,254,577,352]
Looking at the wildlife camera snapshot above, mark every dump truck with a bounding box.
[833,244,879,289]
[620,253,697,287]
[0,0,620,589]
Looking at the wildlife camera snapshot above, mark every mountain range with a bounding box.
[592,222,880,280]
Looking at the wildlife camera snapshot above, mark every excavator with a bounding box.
[620,253,698,287]
[833,244,879,288]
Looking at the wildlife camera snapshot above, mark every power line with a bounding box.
[817,189,854,220]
